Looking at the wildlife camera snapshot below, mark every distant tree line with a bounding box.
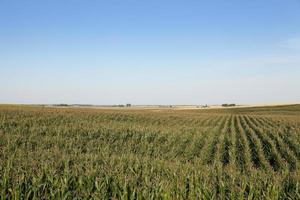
[222,104,236,107]
[55,104,69,107]
[112,104,131,108]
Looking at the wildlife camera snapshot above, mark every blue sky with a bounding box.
[0,0,300,105]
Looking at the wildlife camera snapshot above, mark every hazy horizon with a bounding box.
[1,0,300,105]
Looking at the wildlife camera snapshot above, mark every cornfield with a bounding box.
[1,105,300,199]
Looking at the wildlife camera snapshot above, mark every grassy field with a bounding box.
[1,105,300,199]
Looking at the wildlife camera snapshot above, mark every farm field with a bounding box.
[1,105,300,199]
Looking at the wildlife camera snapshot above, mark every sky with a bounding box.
[0,0,300,105]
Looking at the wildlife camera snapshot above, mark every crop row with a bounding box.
[1,106,300,199]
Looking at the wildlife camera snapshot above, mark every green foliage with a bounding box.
[0,105,300,199]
